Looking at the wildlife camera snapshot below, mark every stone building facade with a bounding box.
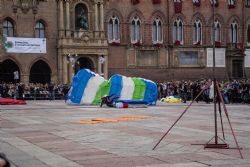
[0,0,108,84]
[0,0,250,84]
[105,0,250,82]
[0,0,58,83]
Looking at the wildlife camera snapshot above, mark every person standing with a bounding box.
[13,71,19,83]
[18,83,24,100]
[48,83,55,100]
[180,82,188,103]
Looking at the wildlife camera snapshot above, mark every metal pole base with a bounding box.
[204,143,229,149]
[204,136,229,149]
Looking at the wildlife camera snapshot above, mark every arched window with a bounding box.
[193,0,200,4]
[130,16,141,43]
[210,0,218,6]
[228,0,236,5]
[108,16,120,42]
[246,0,250,6]
[152,17,163,43]
[75,3,88,30]
[230,20,238,43]
[193,19,202,44]
[212,19,221,43]
[35,21,45,38]
[173,17,183,44]
[3,19,14,37]
[247,24,250,43]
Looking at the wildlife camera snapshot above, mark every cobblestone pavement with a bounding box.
[1,100,250,167]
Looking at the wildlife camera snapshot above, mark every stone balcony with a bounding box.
[227,43,245,57]
[58,29,108,47]
[57,29,108,55]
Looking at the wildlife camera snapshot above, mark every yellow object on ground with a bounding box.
[79,116,147,124]
[161,96,182,103]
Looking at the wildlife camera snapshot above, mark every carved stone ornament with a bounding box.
[12,0,39,14]
[82,35,90,42]
[20,0,32,13]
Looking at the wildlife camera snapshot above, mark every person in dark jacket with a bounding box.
[0,153,10,167]
[48,83,55,100]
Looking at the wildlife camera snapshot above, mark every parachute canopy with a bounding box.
[67,69,158,105]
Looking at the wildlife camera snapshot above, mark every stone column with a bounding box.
[59,0,65,37]
[21,74,29,84]
[57,50,63,84]
[95,3,99,31]
[103,55,108,79]
[65,0,71,37]
[100,2,104,31]
[63,55,69,84]
[98,55,102,75]
[69,62,73,83]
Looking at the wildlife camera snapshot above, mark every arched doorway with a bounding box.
[0,59,20,83]
[29,60,51,84]
[75,57,94,73]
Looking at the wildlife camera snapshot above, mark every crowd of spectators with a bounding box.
[1,79,250,104]
[157,79,250,104]
[0,82,70,101]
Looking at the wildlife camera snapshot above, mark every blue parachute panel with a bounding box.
[108,74,123,98]
[142,79,158,105]
[68,69,95,104]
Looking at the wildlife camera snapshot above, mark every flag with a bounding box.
[174,2,182,13]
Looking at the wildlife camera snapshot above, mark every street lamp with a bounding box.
[98,55,105,77]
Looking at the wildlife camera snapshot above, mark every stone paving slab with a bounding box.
[0,100,250,166]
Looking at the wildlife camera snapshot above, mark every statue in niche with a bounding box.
[77,8,88,30]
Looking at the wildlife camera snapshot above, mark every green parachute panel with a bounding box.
[132,78,146,100]
[92,80,111,105]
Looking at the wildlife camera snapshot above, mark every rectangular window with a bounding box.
[3,29,8,37]
[137,50,158,66]
[135,25,140,41]
[247,25,250,43]
[179,51,198,65]
[40,30,45,38]
[152,25,157,41]
[9,29,14,37]
[35,30,39,38]
[108,23,113,40]
[173,26,177,42]
[158,26,162,41]
[246,0,250,6]
[245,49,250,67]
[131,24,140,42]
[114,24,119,40]
[177,26,182,41]
[207,48,226,67]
